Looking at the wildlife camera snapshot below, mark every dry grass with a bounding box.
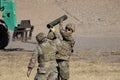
[0,51,36,80]
[0,50,120,80]
[70,60,120,80]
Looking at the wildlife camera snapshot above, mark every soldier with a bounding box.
[27,32,58,80]
[59,20,75,49]
[55,20,75,80]
[47,23,75,80]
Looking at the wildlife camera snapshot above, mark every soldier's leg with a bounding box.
[34,73,47,80]
[47,70,58,80]
[34,67,47,80]
[47,66,58,80]
[57,66,60,80]
[56,59,62,80]
[59,60,69,80]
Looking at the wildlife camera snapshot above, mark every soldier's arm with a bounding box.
[48,27,60,39]
[28,47,38,70]
[53,30,60,39]
[71,38,75,48]
[69,37,75,53]
[59,19,66,34]
[27,47,38,77]
[59,21,64,30]
[59,20,72,40]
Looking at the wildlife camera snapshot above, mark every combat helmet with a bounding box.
[65,23,75,32]
[36,33,46,42]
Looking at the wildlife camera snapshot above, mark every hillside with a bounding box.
[14,0,120,37]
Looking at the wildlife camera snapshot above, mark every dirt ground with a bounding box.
[0,50,120,80]
[0,0,120,80]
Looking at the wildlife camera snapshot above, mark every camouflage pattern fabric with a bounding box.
[36,32,46,42]
[47,27,75,80]
[59,24,75,48]
[65,23,75,32]
[56,60,69,80]
[34,61,58,80]
[55,40,71,80]
[47,30,60,40]
[47,31,72,60]
[55,40,72,61]
[28,38,58,80]
[47,30,55,40]
[47,31,71,80]
[57,23,75,80]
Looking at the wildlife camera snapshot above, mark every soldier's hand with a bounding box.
[27,69,32,78]
[59,19,63,26]
[50,27,56,32]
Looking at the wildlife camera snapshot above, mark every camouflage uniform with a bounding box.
[56,40,72,80]
[28,33,58,80]
[59,23,75,48]
[57,23,75,80]
[47,24,75,80]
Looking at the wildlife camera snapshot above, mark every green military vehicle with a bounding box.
[0,0,34,49]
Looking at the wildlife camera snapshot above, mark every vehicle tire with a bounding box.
[0,24,9,49]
